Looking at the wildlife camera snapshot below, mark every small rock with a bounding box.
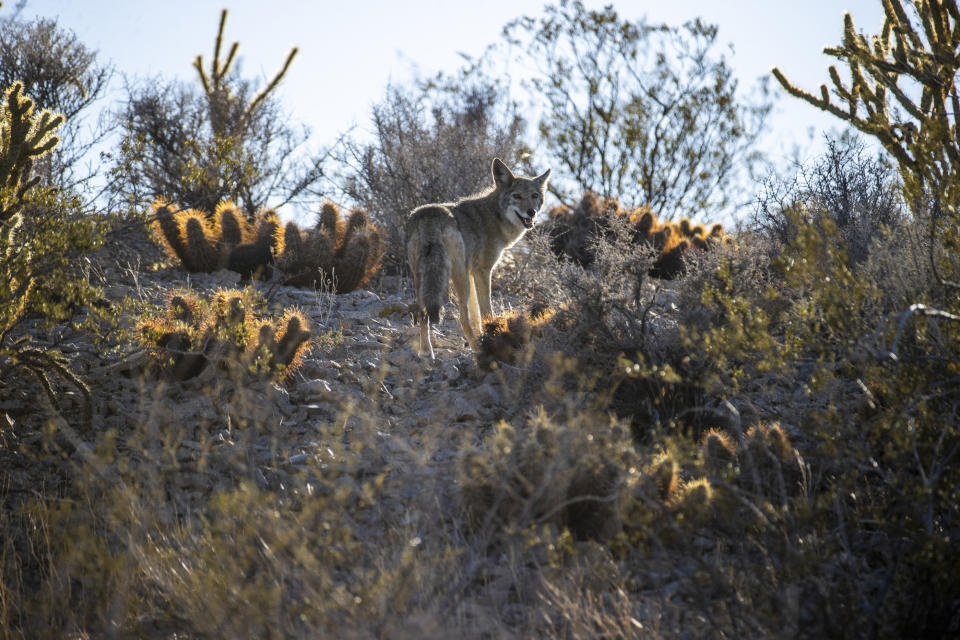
[104,284,133,299]
[303,403,331,419]
[284,453,311,466]
[173,396,217,423]
[386,349,417,367]
[443,364,460,382]
[453,397,479,421]
[473,382,501,405]
[350,289,381,303]
[299,378,333,398]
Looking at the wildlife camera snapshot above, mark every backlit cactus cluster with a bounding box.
[151,200,281,281]
[477,303,558,371]
[276,202,384,293]
[138,288,312,382]
[544,193,725,279]
[654,422,801,525]
[151,200,384,292]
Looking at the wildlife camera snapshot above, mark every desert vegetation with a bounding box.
[541,192,726,277]
[1,1,959,638]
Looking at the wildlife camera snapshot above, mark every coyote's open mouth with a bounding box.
[517,211,534,229]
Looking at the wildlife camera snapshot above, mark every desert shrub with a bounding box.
[667,211,958,635]
[137,287,311,382]
[457,411,642,542]
[753,132,906,265]
[494,213,737,441]
[0,387,464,637]
[772,19,960,627]
[334,81,529,273]
[110,9,324,216]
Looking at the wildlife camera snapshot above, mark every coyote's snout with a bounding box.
[405,158,551,359]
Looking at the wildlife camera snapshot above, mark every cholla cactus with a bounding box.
[249,308,312,377]
[152,199,384,290]
[194,9,297,140]
[139,288,311,382]
[701,427,737,472]
[1,81,64,222]
[227,213,283,282]
[674,477,714,525]
[647,452,681,504]
[0,82,97,429]
[738,422,802,499]
[214,200,248,246]
[649,238,690,279]
[1,81,65,312]
[772,1,960,215]
[138,289,213,381]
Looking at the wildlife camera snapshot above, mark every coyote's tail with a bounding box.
[418,226,449,325]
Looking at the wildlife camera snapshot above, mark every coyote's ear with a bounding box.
[492,158,515,189]
[535,168,551,186]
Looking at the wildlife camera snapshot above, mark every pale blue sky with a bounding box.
[10,0,886,217]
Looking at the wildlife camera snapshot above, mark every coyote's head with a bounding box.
[492,158,551,230]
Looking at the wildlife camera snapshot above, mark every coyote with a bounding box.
[406,158,551,359]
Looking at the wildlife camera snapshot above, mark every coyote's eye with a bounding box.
[512,193,522,199]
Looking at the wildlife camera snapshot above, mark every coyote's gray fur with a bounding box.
[406,158,551,358]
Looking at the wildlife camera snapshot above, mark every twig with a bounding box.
[886,303,960,360]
